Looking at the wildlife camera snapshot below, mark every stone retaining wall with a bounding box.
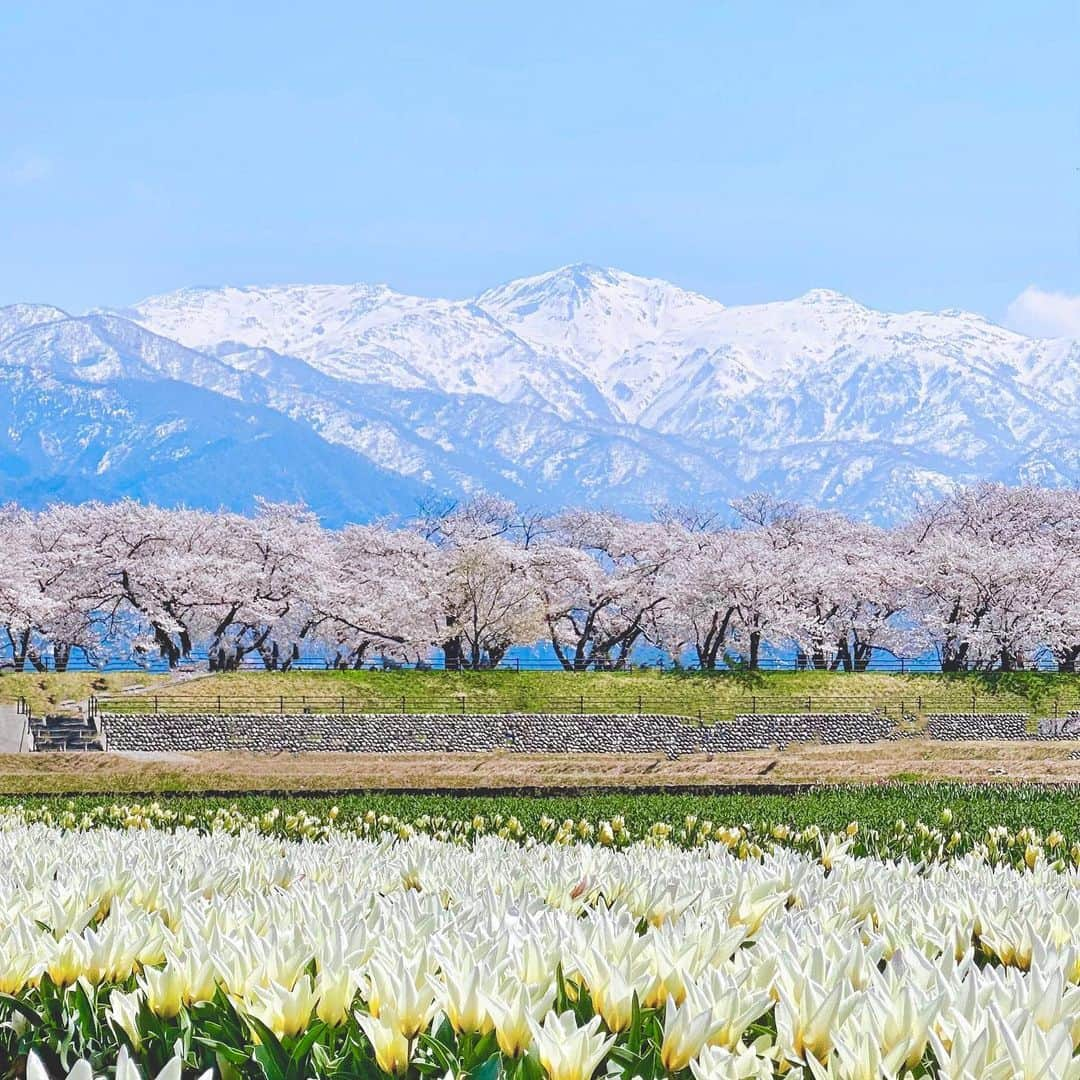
[95,709,1080,756]
[723,714,891,749]
[103,711,890,757]
[1038,712,1080,738]
[926,714,1028,740]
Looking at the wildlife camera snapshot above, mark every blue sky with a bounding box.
[2,2,1077,330]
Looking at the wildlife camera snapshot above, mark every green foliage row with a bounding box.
[5,783,1079,832]
[6,784,1080,869]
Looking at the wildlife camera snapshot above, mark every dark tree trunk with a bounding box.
[443,636,465,671]
[1057,646,1080,673]
[696,609,734,671]
[8,629,30,673]
[154,625,181,668]
[852,640,873,672]
[834,636,853,673]
[941,639,969,673]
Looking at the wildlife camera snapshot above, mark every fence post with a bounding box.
[460,695,466,716]
[806,696,812,715]
[752,696,757,715]
[900,657,906,674]
[971,691,977,715]
[341,695,345,714]
[401,695,406,716]
[218,695,222,715]
[579,694,584,716]
[637,694,643,716]
[279,695,284,715]
[154,696,159,715]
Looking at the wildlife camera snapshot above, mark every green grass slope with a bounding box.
[87,669,1080,721]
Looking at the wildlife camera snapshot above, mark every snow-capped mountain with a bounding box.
[114,283,612,422]
[477,266,728,422]
[0,309,428,522]
[1,266,1077,522]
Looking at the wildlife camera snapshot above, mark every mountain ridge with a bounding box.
[0,265,1075,522]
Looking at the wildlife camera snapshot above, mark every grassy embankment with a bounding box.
[70,668,1080,723]
[1,670,1078,794]
[0,672,170,716]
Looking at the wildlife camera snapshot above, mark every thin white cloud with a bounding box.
[1,151,53,186]
[1006,285,1080,340]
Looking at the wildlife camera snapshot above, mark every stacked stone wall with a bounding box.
[92,709,1080,756]
[925,714,1028,740]
[103,711,891,756]
[1037,711,1080,738]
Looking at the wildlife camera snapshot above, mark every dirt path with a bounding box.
[2,739,1079,794]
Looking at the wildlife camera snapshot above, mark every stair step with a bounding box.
[29,716,104,752]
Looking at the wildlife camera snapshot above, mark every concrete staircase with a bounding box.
[29,714,104,751]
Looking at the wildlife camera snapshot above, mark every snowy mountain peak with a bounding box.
[797,287,866,309]
[477,263,721,325]
[476,262,633,313]
[476,266,728,422]
[0,302,71,345]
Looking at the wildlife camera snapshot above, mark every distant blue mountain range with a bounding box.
[1,265,1077,522]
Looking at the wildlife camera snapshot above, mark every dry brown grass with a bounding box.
[0,672,172,715]
[1,738,1078,793]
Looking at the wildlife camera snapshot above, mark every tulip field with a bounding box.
[0,788,1079,1079]
[5,784,1080,863]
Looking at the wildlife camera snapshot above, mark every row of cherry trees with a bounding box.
[1,484,1078,673]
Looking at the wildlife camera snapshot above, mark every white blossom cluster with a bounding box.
[1,482,1078,674]
[0,825,1078,1077]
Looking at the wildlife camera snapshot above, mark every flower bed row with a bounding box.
[0,824,1077,1078]
[4,798,1079,872]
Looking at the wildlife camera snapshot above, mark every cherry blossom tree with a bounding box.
[416,495,548,669]
[909,484,1080,671]
[202,502,328,671]
[533,511,674,671]
[1,485,1078,674]
[436,536,544,670]
[0,504,107,671]
[83,501,231,669]
[770,510,919,671]
[312,525,441,668]
[652,521,739,670]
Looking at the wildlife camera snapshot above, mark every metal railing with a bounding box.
[9,650,1077,674]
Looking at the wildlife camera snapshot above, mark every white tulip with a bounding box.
[528,1010,615,1080]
